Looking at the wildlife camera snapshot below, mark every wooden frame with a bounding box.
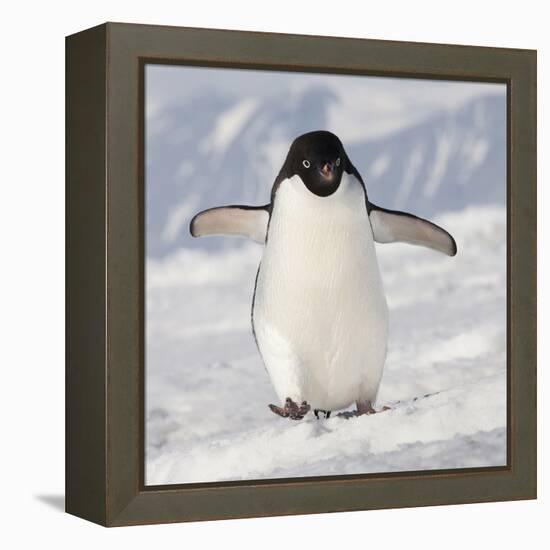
[66,22,537,527]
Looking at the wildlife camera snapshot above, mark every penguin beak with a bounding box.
[320,162,334,179]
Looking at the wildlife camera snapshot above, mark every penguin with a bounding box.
[190,131,456,420]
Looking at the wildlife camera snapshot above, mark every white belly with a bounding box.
[252,173,388,411]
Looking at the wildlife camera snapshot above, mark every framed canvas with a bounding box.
[66,22,537,527]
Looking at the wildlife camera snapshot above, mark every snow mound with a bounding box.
[146,205,507,485]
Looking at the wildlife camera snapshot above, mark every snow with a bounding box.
[368,153,391,179]
[459,134,490,183]
[200,98,259,155]
[160,193,200,244]
[394,144,425,207]
[423,128,454,198]
[145,204,507,485]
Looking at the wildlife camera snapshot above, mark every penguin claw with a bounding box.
[354,400,392,416]
[269,398,311,420]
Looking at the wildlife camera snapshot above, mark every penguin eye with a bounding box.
[336,157,341,167]
[302,159,310,168]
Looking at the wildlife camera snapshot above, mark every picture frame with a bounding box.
[66,22,537,526]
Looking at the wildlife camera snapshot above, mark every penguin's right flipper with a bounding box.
[190,205,270,244]
[369,205,457,257]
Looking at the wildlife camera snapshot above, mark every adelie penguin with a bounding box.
[190,131,457,420]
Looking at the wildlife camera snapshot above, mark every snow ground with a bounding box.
[145,205,507,485]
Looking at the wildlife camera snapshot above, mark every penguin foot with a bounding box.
[314,409,332,419]
[354,400,391,416]
[269,398,311,420]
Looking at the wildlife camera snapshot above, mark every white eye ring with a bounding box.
[336,157,341,167]
[302,159,310,168]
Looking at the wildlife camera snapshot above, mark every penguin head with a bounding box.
[284,131,348,197]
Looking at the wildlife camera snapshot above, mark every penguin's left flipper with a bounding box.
[369,205,457,257]
[190,205,270,244]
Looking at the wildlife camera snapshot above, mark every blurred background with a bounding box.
[145,65,507,485]
[146,66,505,256]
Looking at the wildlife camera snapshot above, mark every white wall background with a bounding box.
[0,0,546,548]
